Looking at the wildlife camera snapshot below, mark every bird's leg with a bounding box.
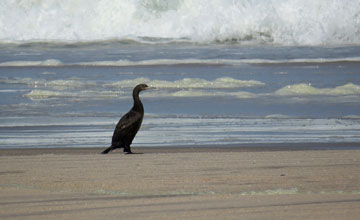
[124,145,132,154]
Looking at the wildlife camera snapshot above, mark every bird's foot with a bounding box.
[101,150,109,154]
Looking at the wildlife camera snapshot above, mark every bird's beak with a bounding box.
[147,86,157,90]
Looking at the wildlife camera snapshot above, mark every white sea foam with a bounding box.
[46,80,96,88]
[275,83,360,96]
[40,71,57,75]
[17,76,360,101]
[24,89,123,100]
[264,114,293,119]
[169,90,256,98]
[1,0,359,45]
[1,77,96,89]
[77,59,230,66]
[242,57,360,64]
[343,115,360,119]
[0,59,63,67]
[107,77,265,89]
[230,91,257,99]
[0,77,44,86]
[2,57,360,67]
[171,90,215,97]
[25,90,64,99]
[4,76,265,100]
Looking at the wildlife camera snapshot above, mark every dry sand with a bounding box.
[0,148,359,219]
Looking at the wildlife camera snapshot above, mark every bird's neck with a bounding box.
[132,90,144,112]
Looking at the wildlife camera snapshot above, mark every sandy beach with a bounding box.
[2,1,360,219]
[0,147,359,219]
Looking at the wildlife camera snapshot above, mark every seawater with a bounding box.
[0,0,360,149]
[1,0,360,45]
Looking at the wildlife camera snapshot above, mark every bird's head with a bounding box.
[136,84,150,91]
[133,84,156,94]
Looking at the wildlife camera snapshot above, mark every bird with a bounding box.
[101,84,152,154]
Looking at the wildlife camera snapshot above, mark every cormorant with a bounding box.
[101,84,152,154]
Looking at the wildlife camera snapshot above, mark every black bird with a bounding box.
[102,84,152,154]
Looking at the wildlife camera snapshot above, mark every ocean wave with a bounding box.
[23,88,255,101]
[2,76,265,91]
[22,77,263,100]
[343,115,360,119]
[1,0,359,45]
[2,57,360,67]
[23,82,360,102]
[0,59,63,67]
[25,90,65,99]
[241,57,360,65]
[275,83,360,96]
[77,59,234,66]
[14,75,360,101]
[264,114,294,119]
[107,77,265,89]
[24,90,122,100]
[0,77,96,88]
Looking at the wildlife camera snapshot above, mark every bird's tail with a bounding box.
[101,146,113,154]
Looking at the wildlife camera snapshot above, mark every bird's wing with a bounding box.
[115,110,142,130]
[111,110,143,146]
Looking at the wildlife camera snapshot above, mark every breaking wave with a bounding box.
[1,0,360,45]
[2,57,360,67]
[3,75,360,100]
[107,77,265,89]
[17,76,360,100]
[275,83,360,96]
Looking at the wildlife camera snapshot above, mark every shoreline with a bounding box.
[1,142,359,156]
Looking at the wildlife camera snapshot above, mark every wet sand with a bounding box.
[0,147,359,219]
